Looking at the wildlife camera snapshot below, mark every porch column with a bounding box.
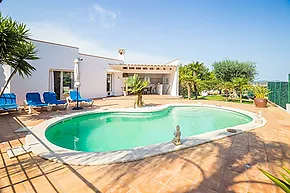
[170,67,179,96]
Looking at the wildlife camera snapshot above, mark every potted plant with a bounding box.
[251,86,271,108]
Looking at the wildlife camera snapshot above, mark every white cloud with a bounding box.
[89,4,117,28]
[27,22,171,64]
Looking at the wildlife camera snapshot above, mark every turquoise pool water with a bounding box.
[45,106,252,152]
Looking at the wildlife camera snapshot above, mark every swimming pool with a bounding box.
[26,104,265,165]
[45,106,252,152]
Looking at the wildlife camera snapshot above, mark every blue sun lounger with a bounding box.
[25,92,51,114]
[68,90,93,106]
[43,92,68,109]
[0,93,21,112]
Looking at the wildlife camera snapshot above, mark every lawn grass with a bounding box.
[196,95,253,104]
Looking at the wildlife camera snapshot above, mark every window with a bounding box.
[169,68,172,70]
[107,74,112,92]
[150,68,154,70]
[129,67,135,69]
[136,67,141,70]
[163,68,166,70]
[123,67,128,69]
[123,73,128,77]
[143,67,148,70]
[156,68,160,70]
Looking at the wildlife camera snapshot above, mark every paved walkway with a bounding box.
[0,96,289,193]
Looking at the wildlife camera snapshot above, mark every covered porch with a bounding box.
[109,62,179,96]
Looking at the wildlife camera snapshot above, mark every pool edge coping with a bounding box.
[25,103,266,166]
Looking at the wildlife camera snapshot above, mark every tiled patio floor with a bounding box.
[0,96,290,193]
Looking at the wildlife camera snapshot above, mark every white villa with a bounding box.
[0,39,179,103]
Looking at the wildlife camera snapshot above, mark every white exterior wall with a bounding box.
[79,54,123,98]
[10,40,79,103]
[0,65,11,93]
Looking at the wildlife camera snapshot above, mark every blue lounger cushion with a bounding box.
[69,91,92,103]
[26,92,48,107]
[43,92,66,105]
[0,93,19,110]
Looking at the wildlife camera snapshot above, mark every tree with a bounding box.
[219,81,234,102]
[0,12,39,96]
[179,61,209,99]
[212,59,257,82]
[233,77,249,103]
[125,74,149,107]
[179,65,194,99]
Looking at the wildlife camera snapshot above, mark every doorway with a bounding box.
[51,70,74,99]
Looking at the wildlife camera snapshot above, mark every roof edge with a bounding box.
[28,38,79,49]
[79,53,123,62]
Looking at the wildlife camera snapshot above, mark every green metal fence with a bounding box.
[268,74,290,109]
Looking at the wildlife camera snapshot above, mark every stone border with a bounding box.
[25,103,266,166]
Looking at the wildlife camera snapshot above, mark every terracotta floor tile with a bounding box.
[135,177,164,193]
[166,175,194,193]
[190,185,217,193]
[200,173,222,191]
[0,175,11,188]
[30,176,59,192]
[177,163,201,181]
[127,188,141,193]
[0,186,14,193]
[1,99,290,192]
[149,168,174,185]
[217,180,249,193]
[247,180,276,193]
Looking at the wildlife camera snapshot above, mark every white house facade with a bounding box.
[0,39,179,103]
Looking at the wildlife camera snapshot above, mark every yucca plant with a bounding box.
[251,86,271,98]
[259,167,290,193]
[0,12,39,96]
[125,74,149,107]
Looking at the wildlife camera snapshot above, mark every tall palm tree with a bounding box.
[179,65,194,99]
[126,74,149,107]
[188,61,209,99]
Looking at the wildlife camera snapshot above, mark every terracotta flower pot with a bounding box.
[254,98,268,108]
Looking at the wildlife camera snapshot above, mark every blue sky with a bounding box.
[1,0,290,81]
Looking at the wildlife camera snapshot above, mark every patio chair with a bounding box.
[0,93,21,112]
[43,92,68,109]
[24,92,51,114]
[67,91,94,106]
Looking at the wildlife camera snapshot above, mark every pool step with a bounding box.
[6,145,32,159]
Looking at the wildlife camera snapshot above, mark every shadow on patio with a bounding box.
[0,110,289,193]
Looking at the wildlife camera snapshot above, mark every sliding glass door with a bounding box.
[51,70,74,99]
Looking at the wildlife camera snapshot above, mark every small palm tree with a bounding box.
[233,77,249,103]
[219,81,234,102]
[126,74,149,107]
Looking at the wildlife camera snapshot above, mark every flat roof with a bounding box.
[109,63,179,67]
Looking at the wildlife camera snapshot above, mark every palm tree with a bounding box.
[233,77,249,103]
[219,82,234,102]
[126,74,149,107]
[179,65,194,99]
[0,13,39,96]
[188,61,209,99]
